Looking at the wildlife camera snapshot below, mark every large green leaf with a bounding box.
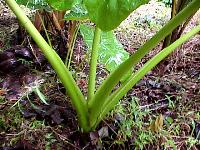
[46,0,74,10]
[84,0,149,31]
[16,0,50,10]
[64,0,89,21]
[80,24,129,74]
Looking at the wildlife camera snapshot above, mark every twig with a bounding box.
[140,99,169,111]
[102,120,118,136]
[50,127,81,150]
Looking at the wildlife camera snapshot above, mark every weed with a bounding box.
[162,138,177,150]
[45,133,57,150]
[0,96,5,103]
[0,116,6,130]
[30,120,45,129]
[187,137,199,149]
[110,97,154,148]
[195,112,200,120]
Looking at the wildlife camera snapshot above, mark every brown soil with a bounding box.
[0,1,200,150]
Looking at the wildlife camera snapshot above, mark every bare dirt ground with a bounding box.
[0,0,200,149]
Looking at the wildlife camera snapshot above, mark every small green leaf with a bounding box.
[165,116,173,125]
[80,24,129,74]
[33,87,49,105]
[84,0,149,31]
[27,94,45,111]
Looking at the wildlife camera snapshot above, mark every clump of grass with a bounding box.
[0,106,60,148]
[106,93,200,149]
[108,97,155,149]
[0,107,24,146]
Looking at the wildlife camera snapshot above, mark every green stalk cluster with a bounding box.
[6,0,200,132]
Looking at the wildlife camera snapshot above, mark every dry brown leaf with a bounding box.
[150,114,164,132]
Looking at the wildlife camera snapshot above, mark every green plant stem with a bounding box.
[94,22,200,129]
[88,0,200,127]
[87,27,101,101]
[67,23,80,69]
[65,21,79,68]
[5,0,90,132]
[38,12,52,48]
